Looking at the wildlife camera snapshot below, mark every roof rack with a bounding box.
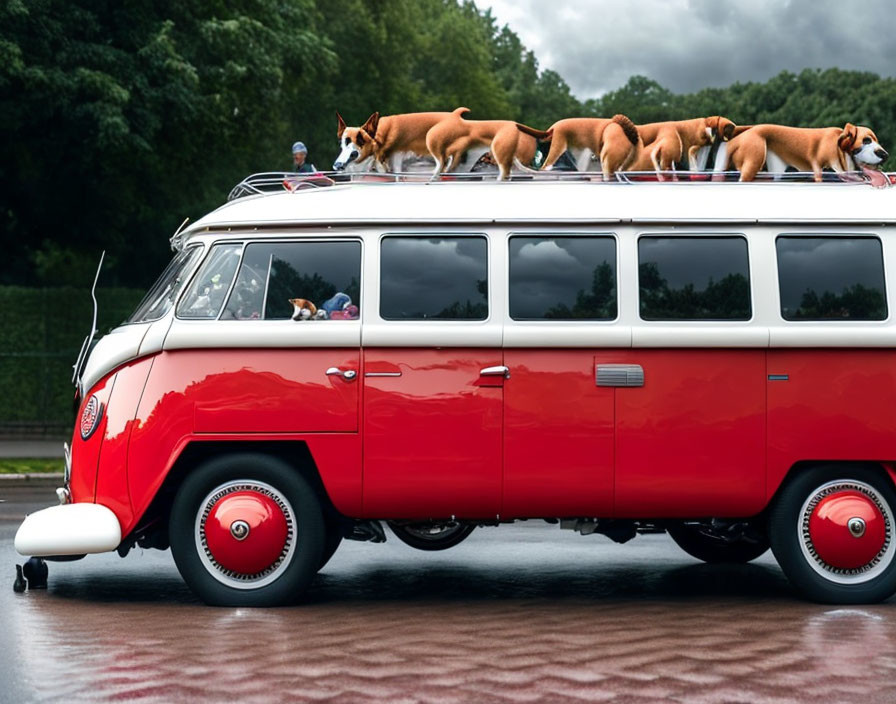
[226,169,895,202]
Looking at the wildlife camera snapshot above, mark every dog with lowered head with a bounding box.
[528,114,642,179]
[626,116,737,174]
[424,111,556,180]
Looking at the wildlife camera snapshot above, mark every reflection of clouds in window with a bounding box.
[638,237,750,320]
[639,237,748,290]
[510,237,616,320]
[381,237,487,320]
[777,237,886,320]
[777,238,883,301]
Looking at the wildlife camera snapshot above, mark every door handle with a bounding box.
[480,365,510,379]
[596,364,643,387]
[326,367,357,381]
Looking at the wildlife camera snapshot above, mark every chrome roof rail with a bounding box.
[225,169,894,202]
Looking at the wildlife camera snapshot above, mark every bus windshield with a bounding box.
[126,246,204,323]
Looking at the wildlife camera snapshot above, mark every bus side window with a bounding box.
[508,235,617,320]
[776,236,887,321]
[379,236,488,320]
[221,241,361,321]
[638,236,751,321]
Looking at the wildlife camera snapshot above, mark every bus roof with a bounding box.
[183,174,896,243]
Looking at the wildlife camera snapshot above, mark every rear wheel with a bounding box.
[769,467,896,604]
[388,521,475,551]
[169,453,325,606]
[667,521,769,563]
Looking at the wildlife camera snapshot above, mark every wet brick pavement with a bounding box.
[2,485,895,703]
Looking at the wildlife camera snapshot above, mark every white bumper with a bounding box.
[15,503,122,557]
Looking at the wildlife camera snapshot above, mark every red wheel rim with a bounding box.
[196,481,296,588]
[808,490,886,569]
[799,480,894,583]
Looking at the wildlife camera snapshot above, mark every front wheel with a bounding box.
[667,522,769,563]
[388,521,475,551]
[769,467,896,604]
[169,453,325,606]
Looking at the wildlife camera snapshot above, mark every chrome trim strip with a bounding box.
[63,442,71,487]
[364,372,402,377]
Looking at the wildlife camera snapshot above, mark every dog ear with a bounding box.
[706,116,735,140]
[336,112,346,139]
[362,112,380,139]
[838,123,858,152]
[721,118,736,141]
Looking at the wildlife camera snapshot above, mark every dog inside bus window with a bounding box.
[221,241,361,321]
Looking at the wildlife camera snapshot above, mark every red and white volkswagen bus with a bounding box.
[15,172,896,606]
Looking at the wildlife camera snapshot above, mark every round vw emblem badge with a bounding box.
[80,395,103,440]
[230,520,251,541]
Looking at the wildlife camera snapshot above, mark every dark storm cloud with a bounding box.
[483,0,896,97]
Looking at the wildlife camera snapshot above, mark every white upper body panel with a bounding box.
[187,181,896,234]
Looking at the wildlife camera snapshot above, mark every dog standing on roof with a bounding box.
[713,122,889,185]
[525,114,642,179]
[334,108,468,172]
[424,110,553,181]
[625,116,737,175]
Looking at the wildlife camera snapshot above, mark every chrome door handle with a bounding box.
[326,367,357,380]
[480,365,510,379]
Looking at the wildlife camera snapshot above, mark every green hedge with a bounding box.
[0,286,145,428]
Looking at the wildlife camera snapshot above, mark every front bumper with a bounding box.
[15,503,122,557]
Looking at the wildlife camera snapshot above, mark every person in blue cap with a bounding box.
[291,141,316,173]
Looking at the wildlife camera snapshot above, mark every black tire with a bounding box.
[667,522,770,563]
[388,521,475,551]
[318,524,343,571]
[169,453,325,607]
[769,466,896,604]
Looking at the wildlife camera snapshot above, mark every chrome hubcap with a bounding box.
[195,480,296,590]
[799,480,894,585]
[230,520,250,541]
[848,517,866,538]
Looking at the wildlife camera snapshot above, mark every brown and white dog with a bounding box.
[713,123,889,183]
[627,116,737,173]
[289,298,323,321]
[334,108,469,172]
[424,112,549,180]
[529,114,642,178]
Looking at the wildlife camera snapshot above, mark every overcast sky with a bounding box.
[483,0,896,98]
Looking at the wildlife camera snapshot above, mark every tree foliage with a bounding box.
[2,1,893,289]
[586,69,896,160]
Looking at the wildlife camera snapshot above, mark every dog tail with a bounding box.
[516,123,553,141]
[612,114,640,146]
[453,106,471,117]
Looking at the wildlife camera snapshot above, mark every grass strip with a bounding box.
[0,458,62,474]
